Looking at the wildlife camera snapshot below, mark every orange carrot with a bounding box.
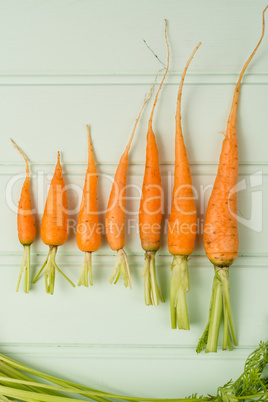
[168,43,201,329]
[32,152,75,294]
[139,19,169,306]
[197,6,268,353]
[76,125,101,286]
[105,85,155,288]
[11,139,36,293]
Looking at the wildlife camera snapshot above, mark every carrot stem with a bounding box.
[206,273,223,353]
[223,297,229,351]
[149,253,158,305]
[32,257,47,284]
[197,266,236,353]
[16,245,31,293]
[141,252,163,306]
[54,262,76,289]
[109,249,132,289]
[170,255,190,330]
[142,256,152,305]
[26,245,30,293]
[196,277,216,353]
[218,267,237,347]
[228,330,232,351]
[78,252,93,287]
[196,322,209,354]
[17,252,26,292]
[32,246,75,294]
[0,356,110,401]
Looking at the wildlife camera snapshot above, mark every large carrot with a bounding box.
[197,6,268,353]
[105,86,154,288]
[139,19,169,305]
[76,125,101,286]
[32,152,75,294]
[168,43,201,330]
[11,139,36,293]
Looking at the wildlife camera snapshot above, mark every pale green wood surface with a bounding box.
[0,0,267,397]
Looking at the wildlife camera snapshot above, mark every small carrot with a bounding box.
[32,152,75,294]
[168,43,201,330]
[139,19,169,306]
[11,139,36,293]
[105,85,155,288]
[197,6,268,353]
[76,125,101,286]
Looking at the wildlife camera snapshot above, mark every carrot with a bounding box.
[139,19,169,306]
[11,139,36,293]
[197,6,268,353]
[168,43,201,330]
[105,85,155,289]
[76,125,101,286]
[32,152,75,294]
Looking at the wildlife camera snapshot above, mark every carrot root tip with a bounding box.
[170,255,190,330]
[32,246,75,294]
[196,266,237,353]
[141,251,163,306]
[109,249,132,289]
[16,245,31,293]
[78,252,93,287]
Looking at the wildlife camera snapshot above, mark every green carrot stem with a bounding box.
[141,251,163,306]
[0,384,85,402]
[218,267,237,346]
[0,355,108,399]
[142,256,152,305]
[0,364,65,398]
[149,253,159,305]
[227,331,232,351]
[54,263,75,288]
[196,322,209,354]
[206,273,223,353]
[0,377,109,402]
[88,252,93,286]
[197,266,237,353]
[109,248,132,289]
[0,372,34,393]
[25,244,30,293]
[77,260,87,287]
[32,257,48,284]
[223,296,229,350]
[170,255,190,330]
[0,361,38,388]
[32,246,75,294]
[196,273,218,353]
[78,252,93,287]
[0,379,205,402]
[17,245,31,293]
